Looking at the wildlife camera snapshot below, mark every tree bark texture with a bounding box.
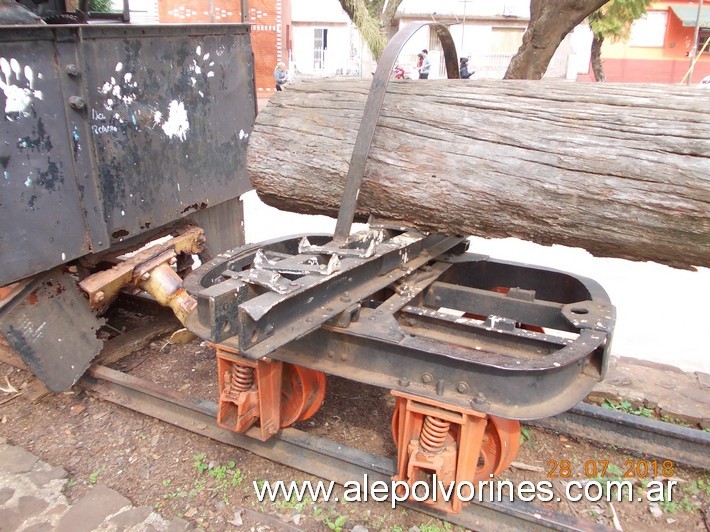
[505,0,610,79]
[247,79,710,270]
[590,34,606,82]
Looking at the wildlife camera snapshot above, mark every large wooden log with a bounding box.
[247,79,710,270]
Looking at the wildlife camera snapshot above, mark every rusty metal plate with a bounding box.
[0,268,104,392]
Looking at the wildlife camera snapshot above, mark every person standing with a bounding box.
[459,57,473,79]
[274,62,287,91]
[418,49,431,79]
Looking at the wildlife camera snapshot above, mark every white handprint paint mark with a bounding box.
[0,57,43,120]
[98,63,137,112]
[189,47,215,86]
[161,100,189,141]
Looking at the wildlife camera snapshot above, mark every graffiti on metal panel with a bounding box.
[92,46,218,142]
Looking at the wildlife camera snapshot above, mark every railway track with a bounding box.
[80,362,709,532]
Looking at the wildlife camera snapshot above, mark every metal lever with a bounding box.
[332,23,460,244]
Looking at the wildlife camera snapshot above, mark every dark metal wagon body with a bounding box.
[0,23,255,286]
[0,23,255,390]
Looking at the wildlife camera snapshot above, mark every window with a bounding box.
[314,28,328,70]
[629,11,668,47]
[699,28,710,55]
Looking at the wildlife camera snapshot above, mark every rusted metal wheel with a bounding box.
[391,408,520,481]
[474,416,521,480]
[279,364,326,427]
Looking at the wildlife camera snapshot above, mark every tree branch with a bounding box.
[505,0,610,79]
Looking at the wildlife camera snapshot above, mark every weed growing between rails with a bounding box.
[1,341,708,531]
[157,452,245,513]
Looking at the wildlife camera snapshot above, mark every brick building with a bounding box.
[159,0,291,96]
[577,0,710,83]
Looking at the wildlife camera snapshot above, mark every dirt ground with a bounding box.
[0,307,708,531]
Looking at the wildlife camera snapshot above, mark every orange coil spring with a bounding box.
[229,364,254,395]
[420,415,450,453]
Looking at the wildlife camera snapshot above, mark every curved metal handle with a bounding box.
[332,23,460,243]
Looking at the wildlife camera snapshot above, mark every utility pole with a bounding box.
[460,0,471,54]
[687,0,705,85]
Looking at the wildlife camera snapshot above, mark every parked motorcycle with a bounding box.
[393,65,410,79]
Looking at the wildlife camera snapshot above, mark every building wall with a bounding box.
[158,0,244,22]
[397,0,529,18]
[578,0,710,83]
[157,0,292,95]
[291,23,357,76]
[290,0,363,77]
[127,0,158,24]
[247,0,291,96]
[291,0,350,22]
[288,0,591,81]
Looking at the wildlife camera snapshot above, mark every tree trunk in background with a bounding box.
[505,0,611,79]
[591,34,607,81]
[248,79,710,270]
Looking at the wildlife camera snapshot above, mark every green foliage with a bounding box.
[659,497,697,514]
[325,514,347,532]
[87,465,106,485]
[276,492,314,512]
[418,523,452,532]
[520,426,533,445]
[89,0,114,12]
[660,414,691,427]
[589,0,653,42]
[657,474,708,514]
[590,462,627,498]
[684,477,710,497]
[605,463,624,477]
[163,486,188,500]
[336,0,405,59]
[601,399,654,418]
[193,452,209,474]
[172,453,246,503]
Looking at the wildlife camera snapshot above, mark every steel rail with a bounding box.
[82,365,608,532]
[529,402,710,471]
